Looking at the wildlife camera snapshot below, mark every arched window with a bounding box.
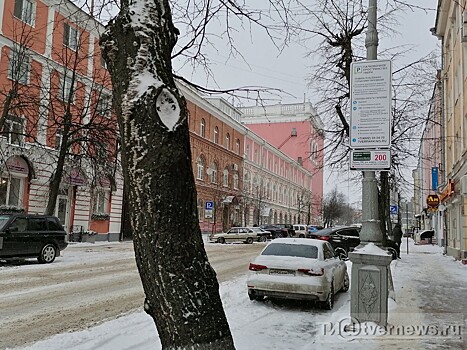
[223,168,229,187]
[235,139,240,154]
[209,163,217,183]
[225,133,230,149]
[214,126,219,144]
[233,174,239,189]
[245,145,250,160]
[196,157,204,180]
[200,118,205,137]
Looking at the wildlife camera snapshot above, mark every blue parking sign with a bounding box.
[390,205,398,215]
[205,201,214,210]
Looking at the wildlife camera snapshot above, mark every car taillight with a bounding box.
[249,263,268,271]
[317,236,329,241]
[298,268,324,276]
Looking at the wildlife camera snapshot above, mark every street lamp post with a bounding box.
[348,0,392,327]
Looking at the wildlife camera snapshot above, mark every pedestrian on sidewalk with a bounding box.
[393,223,403,259]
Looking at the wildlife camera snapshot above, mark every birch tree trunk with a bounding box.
[100,1,235,349]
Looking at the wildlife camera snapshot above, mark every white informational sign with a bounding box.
[350,60,392,148]
[350,149,391,171]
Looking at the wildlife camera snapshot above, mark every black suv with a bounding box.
[275,224,296,237]
[0,214,68,263]
[259,225,288,239]
[306,226,397,260]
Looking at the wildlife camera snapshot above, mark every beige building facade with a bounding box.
[434,0,467,260]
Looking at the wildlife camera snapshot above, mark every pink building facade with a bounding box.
[240,103,324,223]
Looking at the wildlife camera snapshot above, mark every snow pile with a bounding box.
[16,239,466,350]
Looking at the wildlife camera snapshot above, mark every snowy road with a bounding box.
[0,241,264,349]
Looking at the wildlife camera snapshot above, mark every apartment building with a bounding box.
[0,0,122,239]
[413,76,444,243]
[434,0,467,260]
[239,102,324,223]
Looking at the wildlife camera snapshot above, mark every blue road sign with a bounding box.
[390,205,398,215]
[205,201,214,210]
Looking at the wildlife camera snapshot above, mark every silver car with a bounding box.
[210,227,259,244]
[247,238,349,309]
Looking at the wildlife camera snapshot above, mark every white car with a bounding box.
[210,227,259,244]
[293,224,308,238]
[247,238,349,309]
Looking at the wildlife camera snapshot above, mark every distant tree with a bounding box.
[322,187,346,227]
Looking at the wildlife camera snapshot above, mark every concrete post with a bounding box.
[349,0,392,327]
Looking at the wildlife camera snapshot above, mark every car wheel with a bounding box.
[259,236,267,242]
[341,271,350,292]
[248,291,264,301]
[335,248,348,261]
[218,237,226,244]
[246,237,254,244]
[38,244,57,264]
[322,282,334,310]
[388,247,397,260]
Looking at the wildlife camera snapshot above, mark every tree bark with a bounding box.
[101,1,235,349]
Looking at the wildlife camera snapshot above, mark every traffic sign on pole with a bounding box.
[350,60,392,149]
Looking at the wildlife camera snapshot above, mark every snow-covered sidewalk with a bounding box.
[16,239,466,350]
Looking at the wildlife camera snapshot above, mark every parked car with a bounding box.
[308,225,324,234]
[293,224,308,238]
[247,238,349,309]
[275,224,295,237]
[248,227,272,242]
[210,227,259,244]
[259,224,288,239]
[0,214,68,263]
[306,226,397,260]
[414,230,436,245]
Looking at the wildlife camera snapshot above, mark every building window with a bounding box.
[214,126,219,144]
[197,199,204,221]
[233,174,239,190]
[235,139,240,154]
[209,163,217,183]
[55,129,63,150]
[2,116,24,145]
[93,189,109,214]
[97,92,111,117]
[0,176,23,207]
[63,23,78,51]
[14,0,35,25]
[196,157,204,180]
[245,145,250,160]
[254,149,258,163]
[243,172,250,191]
[60,75,74,102]
[225,133,230,149]
[8,46,30,84]
[200,118,205,137]
[223,169,229,187]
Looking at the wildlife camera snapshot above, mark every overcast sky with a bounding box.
[174,1,439,106]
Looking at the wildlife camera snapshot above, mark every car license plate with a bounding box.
[269,269,295,276]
